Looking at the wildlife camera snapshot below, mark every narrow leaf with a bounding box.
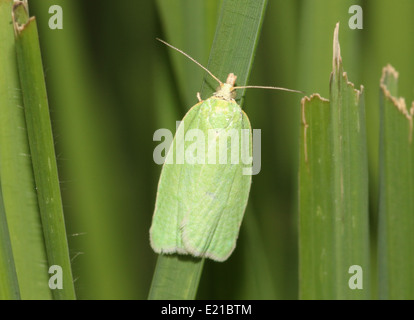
[299,94,333,299]
[299,23,370,299]
[0,0,50,300]
[13,2,75,300]
[0,183,20,299]
[378,65,414,299]
[329,23,370,300]
[148,256,204,300]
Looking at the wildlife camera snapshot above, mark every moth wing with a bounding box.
[182,106,252,261]
[150,101,203,254]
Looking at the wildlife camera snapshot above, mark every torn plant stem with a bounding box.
[13,3,76,298]
[331,22,364,99]
[332,22,342,73]
[380,64,413,142]
[12,0,34,36]
[300,23,369,299]
[301,94,329,163]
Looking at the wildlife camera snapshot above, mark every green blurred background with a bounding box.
[26,0,414,299]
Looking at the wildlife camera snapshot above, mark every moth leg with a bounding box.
[197,92,202,102]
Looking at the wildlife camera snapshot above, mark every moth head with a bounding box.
[214,73,237,101]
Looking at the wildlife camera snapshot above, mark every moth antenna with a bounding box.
[156,38,223,86]
[233,85,304,94]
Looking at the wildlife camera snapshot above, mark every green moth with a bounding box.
[150,39,301,262]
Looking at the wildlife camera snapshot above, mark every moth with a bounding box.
[150,39,301,261]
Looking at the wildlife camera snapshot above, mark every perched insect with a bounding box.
[150,39,302,262]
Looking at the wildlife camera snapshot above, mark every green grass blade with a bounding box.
[149,0,268,299]
[299,24,370,299]
[378,65,414,299]
[0,0,51,300]
[13,3,75,300]
[299,94,333,299]
[148,256,204,300]
[0,182,20,299]
[329,24,370,300]
[202,0,268,102]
